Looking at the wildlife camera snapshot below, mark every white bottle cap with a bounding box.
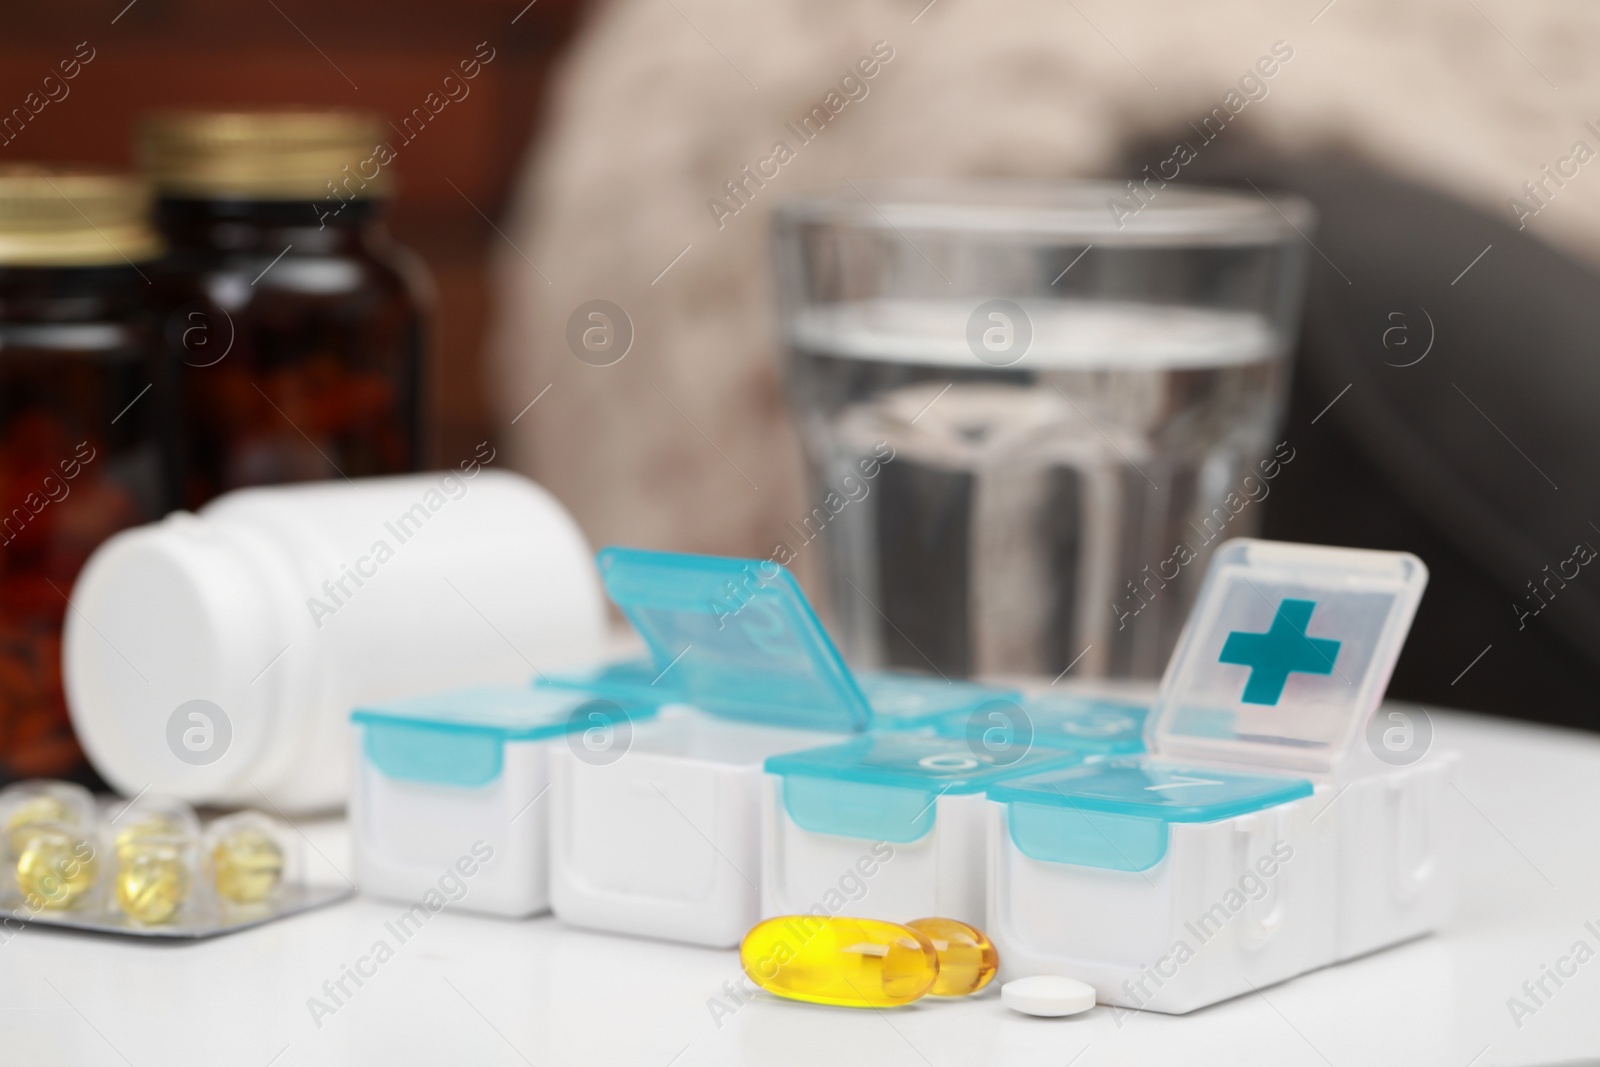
[65,513,288,802]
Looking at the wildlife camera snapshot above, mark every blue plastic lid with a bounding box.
[767,733,1086,843]
[932,691,1148,756]
[855,672,1022,730]
[1150,539,1427,773]
[767,732,1084,791]
[597,548,872,732]
[352,686,653,787]
[989,757,1312,871]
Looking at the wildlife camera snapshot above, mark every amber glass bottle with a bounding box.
[139,111,428,508]
[0,167,168,783]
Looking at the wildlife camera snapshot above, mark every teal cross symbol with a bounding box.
[1218,598,1341,705]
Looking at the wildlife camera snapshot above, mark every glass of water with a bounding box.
[771,179,1313,681]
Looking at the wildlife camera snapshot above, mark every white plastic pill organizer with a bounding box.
[347,550,1021,932]
[984,539,1457,1014]
[349,686,657,918]
[540,549,1025,948]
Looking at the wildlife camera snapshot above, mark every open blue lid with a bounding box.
[854,672,1022,730]
[988,757,1312,871]
[766,733,1086,842]
[596,548,872,733]
[352,686,653,787]
[932,691,1148,756]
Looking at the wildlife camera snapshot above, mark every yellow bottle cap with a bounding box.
[0,166,162,267]
[138,109,390,201]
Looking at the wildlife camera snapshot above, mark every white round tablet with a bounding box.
[1001,976,1096,1017]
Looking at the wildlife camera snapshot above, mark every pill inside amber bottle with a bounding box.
[740,916,939,1008]
[907,917,999,996]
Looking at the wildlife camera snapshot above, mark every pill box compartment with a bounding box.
[351,685,654,918]
[760,733,1089,928]
[983,539,1454,1014]
[547,548,880,948]
[551,706,842,946]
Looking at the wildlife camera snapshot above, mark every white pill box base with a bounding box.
[351,736,550,918]
[759,784,988,926]
[986,755,1456,1015]
[1333,753,1458,962]
[349,687,648,919]
[549,706,844,948]
[756,733,1096,928]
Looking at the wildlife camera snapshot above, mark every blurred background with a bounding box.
[0,0,588,466]
[4,0,1599,785]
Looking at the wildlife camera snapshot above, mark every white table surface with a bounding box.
[5,708,1597,1067]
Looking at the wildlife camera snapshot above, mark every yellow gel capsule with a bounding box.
[116,845,190,924]
[6,796,73,856]
[15,829,98,909]
[740,916,939,1007]
[114,815,182,854]
[212,828,284,904]
[907,917,999,996]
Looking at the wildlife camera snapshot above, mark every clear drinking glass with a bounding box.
[771,179,1312,681]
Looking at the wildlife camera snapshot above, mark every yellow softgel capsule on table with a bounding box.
[212,828,285,904]
[740,916,940,1007]
[115,844,190,925]
[906,918,999,996]
[15,829,98,909]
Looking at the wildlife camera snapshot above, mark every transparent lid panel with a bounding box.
[535,657,676,704]
[1149,539,1427,773]
[765,732,1084,793]
[351,685,652,741]
[597,548,872,733]
[988,757,1313,823]
[854,671,1021,730]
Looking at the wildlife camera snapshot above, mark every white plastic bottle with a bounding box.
[63,467,605,812]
